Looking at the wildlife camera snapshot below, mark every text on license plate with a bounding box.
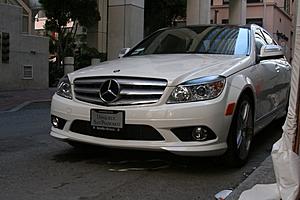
[90,110,124,129]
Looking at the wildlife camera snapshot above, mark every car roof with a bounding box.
[159,24,256,32]
[186,24,252,29]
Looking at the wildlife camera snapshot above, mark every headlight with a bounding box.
[167,76,226,103]
[56,75,72,99]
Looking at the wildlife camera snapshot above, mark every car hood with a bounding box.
[69,54,251,86]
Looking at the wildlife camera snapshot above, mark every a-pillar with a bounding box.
[229,0,247,25]
[107,0,144,60]
[186,0,210,25]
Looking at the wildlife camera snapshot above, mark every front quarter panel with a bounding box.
[226,68,257,119]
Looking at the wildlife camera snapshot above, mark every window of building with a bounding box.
[22,7,30,34]
[144,0,187,37]
[284,0,290,14]
[246,18,263,27]
[22,15,29,33]
[223,0,262,4]
[247,0,263,3]
[222,19,229,24]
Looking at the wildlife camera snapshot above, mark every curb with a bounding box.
[226,156,276,200]
[0,99,51,114]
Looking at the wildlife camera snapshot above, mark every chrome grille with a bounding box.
[73,77,168,106]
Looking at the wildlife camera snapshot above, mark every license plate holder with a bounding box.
[90,109,125,132]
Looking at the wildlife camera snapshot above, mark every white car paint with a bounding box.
[69,54,251,87]
[50,25,291,157]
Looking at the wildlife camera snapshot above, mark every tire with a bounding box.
[224,95,254,167]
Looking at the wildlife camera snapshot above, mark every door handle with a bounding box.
[275,66,280,73]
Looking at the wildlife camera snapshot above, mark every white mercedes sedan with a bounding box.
[50,24,291,166]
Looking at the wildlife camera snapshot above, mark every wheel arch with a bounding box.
[238,87,255,112]
[223,79,256,166]
[226,74,257,114]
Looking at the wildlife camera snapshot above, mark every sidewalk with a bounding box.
[0,88,56,112]
[226,156,276,199]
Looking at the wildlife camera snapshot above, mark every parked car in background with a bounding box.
[50,24,291,166]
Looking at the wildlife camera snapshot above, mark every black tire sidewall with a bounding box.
[225,95,254,167]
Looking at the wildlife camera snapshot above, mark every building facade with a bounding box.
[0,0,295,90]
[85,0,144,60]
[211,0,295,60]
[0,0,49,90]
[83,0,294,61]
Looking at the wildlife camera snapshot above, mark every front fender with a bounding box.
[226,74,257,110]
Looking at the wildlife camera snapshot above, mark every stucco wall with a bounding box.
[272,7,293,60]
[0,3,49,90]
[107,1,144,60]
[87,0,108,54]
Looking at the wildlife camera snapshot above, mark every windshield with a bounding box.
[126,26,250,56]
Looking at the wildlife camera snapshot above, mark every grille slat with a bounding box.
[117,79,167,87]
[74,79,106,85]
[76,94,103,104]
[112,99,159,105]
[120,88,164,96]
[73,77,167,106]
[74,87,99,94]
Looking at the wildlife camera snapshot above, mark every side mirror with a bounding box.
[118,48,130,58]
[258,44,284,62]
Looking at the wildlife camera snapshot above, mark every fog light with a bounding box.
[52,116,59,128]
[51,115,67,130]
[192,127,208,141]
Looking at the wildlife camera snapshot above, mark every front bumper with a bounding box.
[50,94,232,156]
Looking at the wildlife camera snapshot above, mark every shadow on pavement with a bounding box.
[51,118,284,176]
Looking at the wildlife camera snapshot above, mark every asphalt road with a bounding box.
[0,102,283,200]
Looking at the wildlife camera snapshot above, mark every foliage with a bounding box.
[75,45,107,70]
[49,61,63,87]
[144,0,186,36]
[39,0,101,65]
